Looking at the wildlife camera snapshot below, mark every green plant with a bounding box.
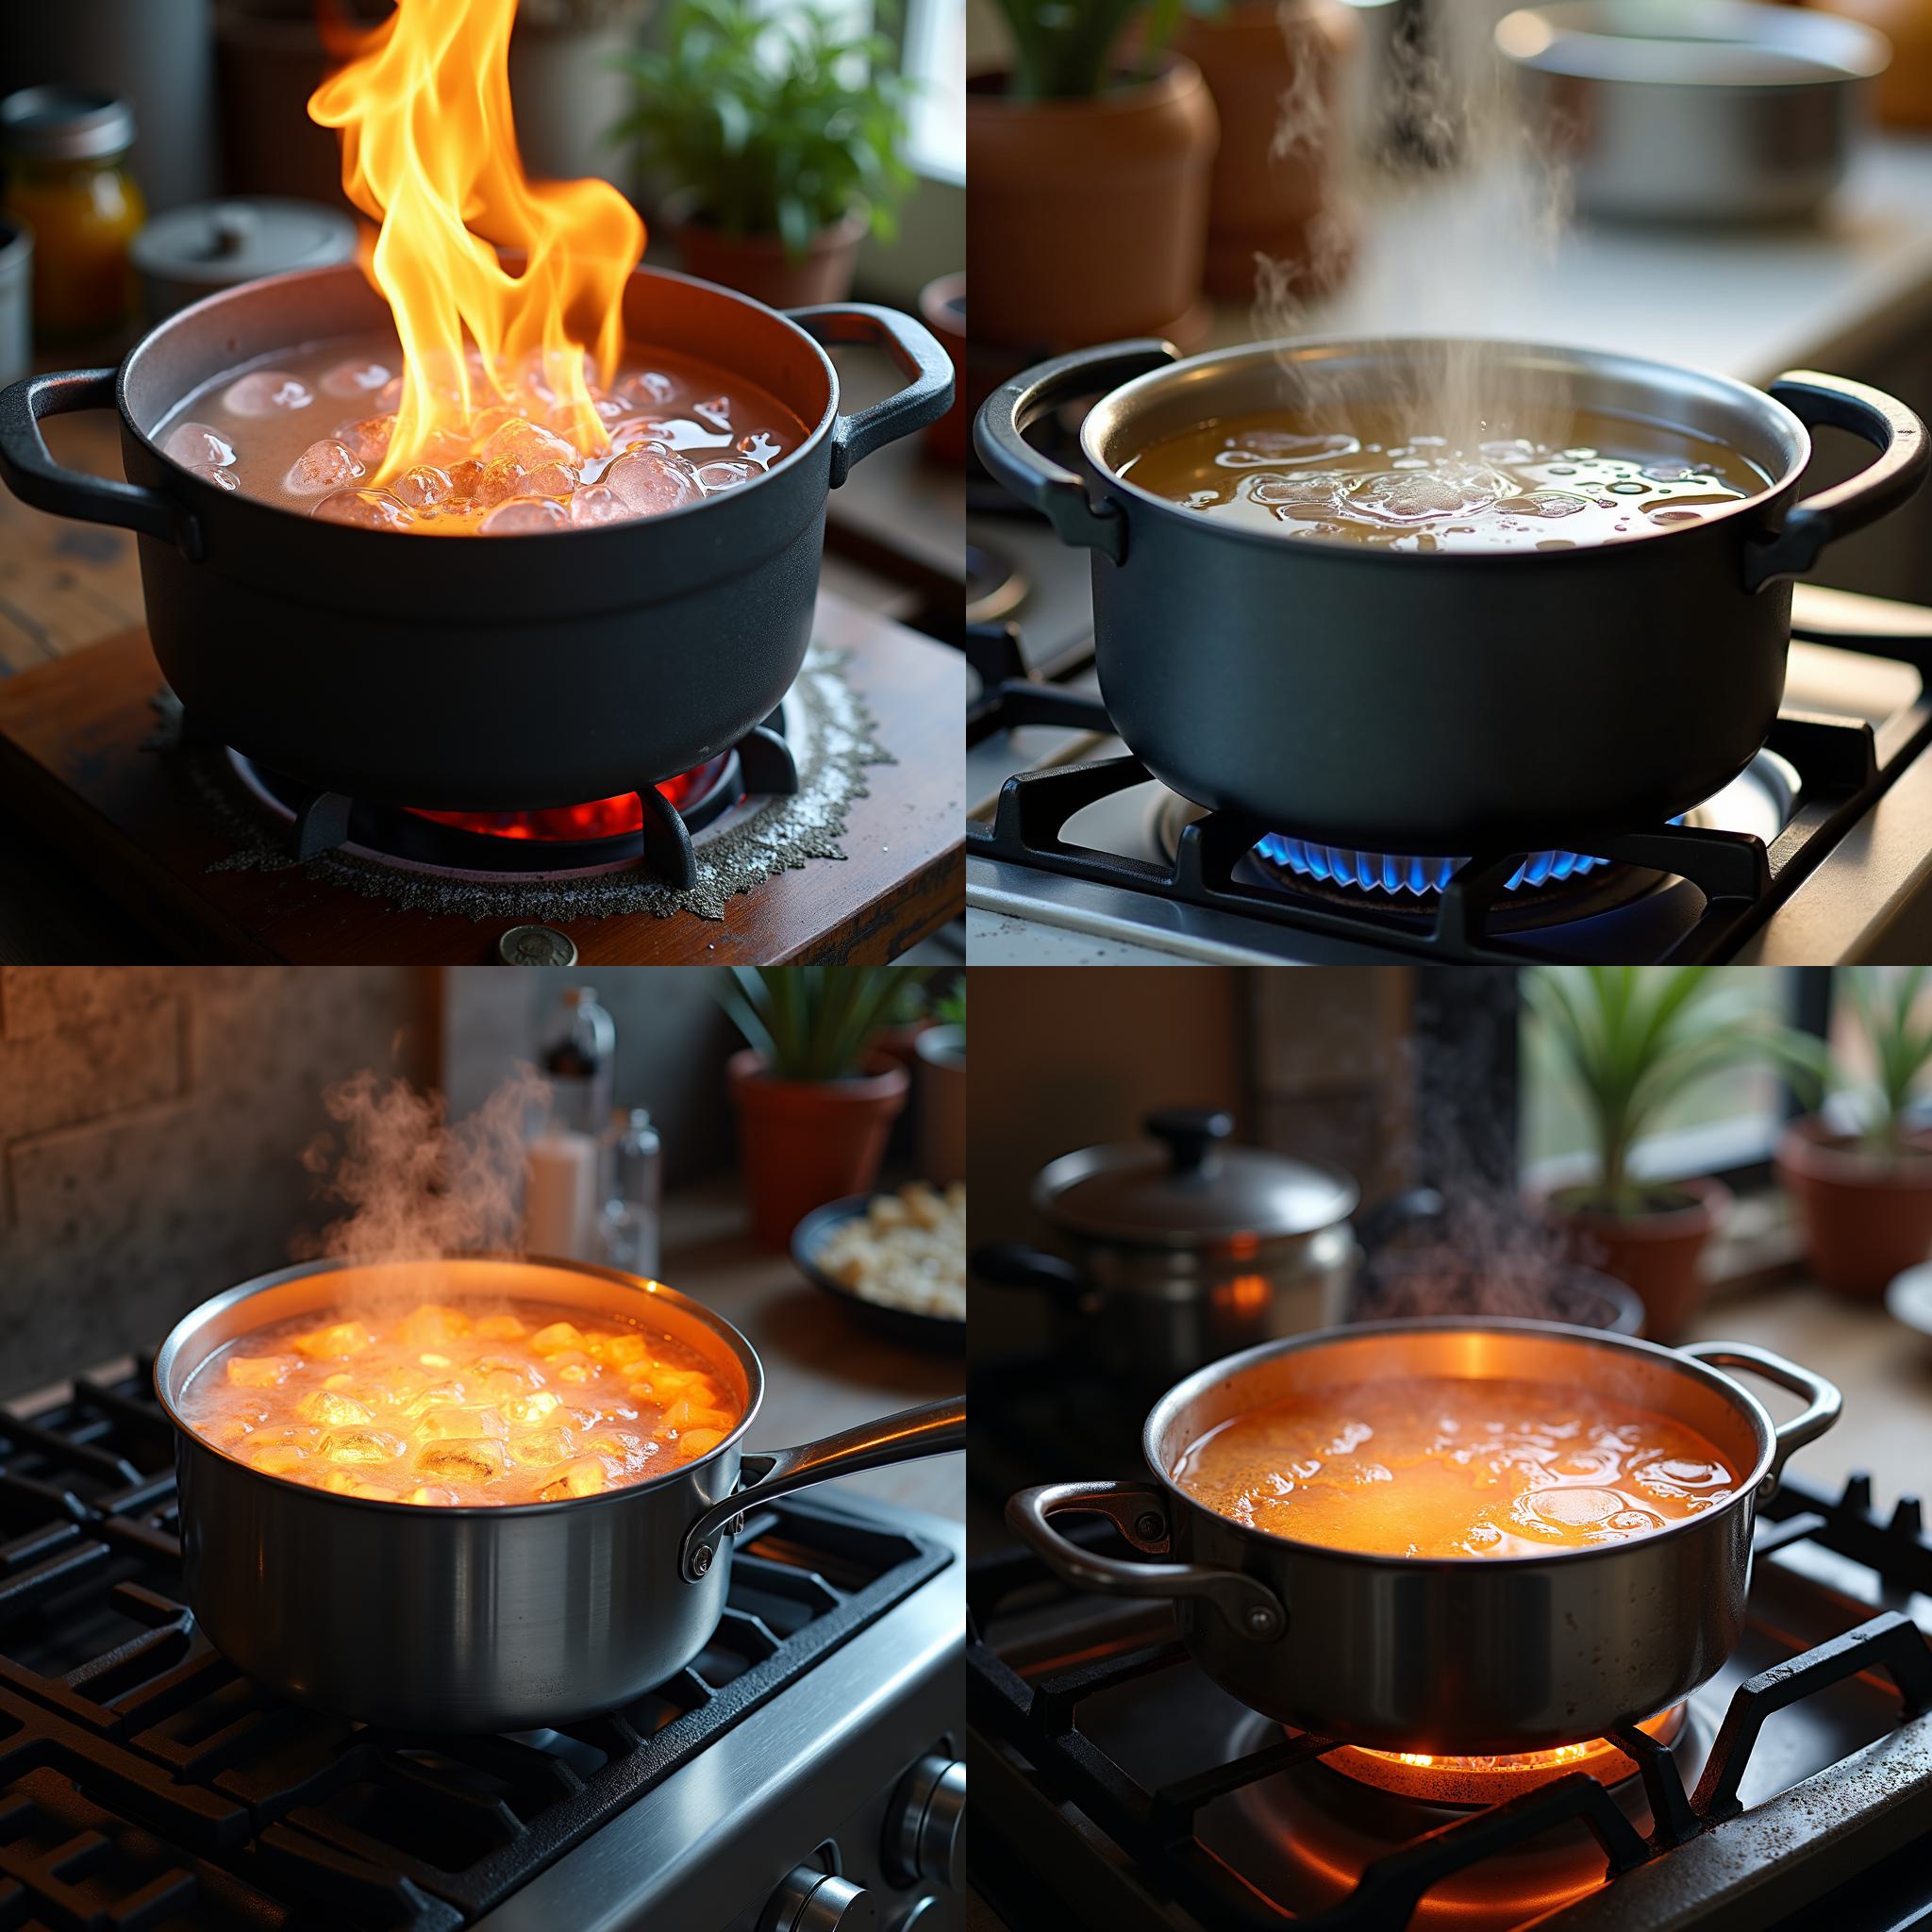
[934,978,965,1035]
[612,0,915,258]
[716,968,907,1080]
[1525,968,1827,1217]
[1833,967,1932,1158]
[992,0,1218,101]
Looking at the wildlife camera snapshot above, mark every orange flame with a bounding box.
[308,0,646,481]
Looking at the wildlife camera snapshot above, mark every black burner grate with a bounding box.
[0,1362,949,1930]
[968,1470,1932,1931]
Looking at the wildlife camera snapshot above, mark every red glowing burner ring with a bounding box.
[406,758,725,844]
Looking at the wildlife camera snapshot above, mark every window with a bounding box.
[900,0,965,182]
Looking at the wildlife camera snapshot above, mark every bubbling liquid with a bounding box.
[180,1298,744,1505]
[1120,406,1771,555]
[152,333,808,534]
[1171,1375,1740,1557]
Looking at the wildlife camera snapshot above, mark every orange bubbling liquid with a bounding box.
[1171,1375,1740,1558]
[180,1299,743,1506]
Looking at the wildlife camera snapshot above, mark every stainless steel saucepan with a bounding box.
[155,1255,965,1731]
[1008,1318,1839,1754]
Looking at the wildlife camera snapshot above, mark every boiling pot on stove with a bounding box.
[973,1108,1426,1384]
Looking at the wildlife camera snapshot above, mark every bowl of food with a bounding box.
[793,1181,967,1349]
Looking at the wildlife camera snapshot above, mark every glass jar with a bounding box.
[0,88,143,340]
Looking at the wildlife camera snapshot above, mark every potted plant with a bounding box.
[969,0,1220,352]
[915,979,965,1183]
[1524,968,1825,1342]
[719,967,910,1247]
[1172,0,1357,302]
[613,0,915,308]
[1775,967,1932,1299]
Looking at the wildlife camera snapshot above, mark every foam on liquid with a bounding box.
[151,332,808,534]
[180,1298,743,1505]
[1171,1374,1740,1557]
[1121,406,1771,555]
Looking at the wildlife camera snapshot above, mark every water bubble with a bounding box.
[1607,481,1650,495]
[186,462,239,492]
[605,448,703,517]
[285,440,366,495]
[312,489,416,530]
[618,370,678,410]
[568,483,628,526]
[335,414,395,465]
[693,396,733,432]
[224,370,313,417]
[480,495,570,534]
[163,421,236,468]
[696,459,759,492]
[737,430,784,466]
[320,358,393,400]
[392,464,453,508]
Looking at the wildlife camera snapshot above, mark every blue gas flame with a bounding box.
[1255,835,1605,897]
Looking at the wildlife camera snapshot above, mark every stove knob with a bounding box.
[886,1755,967,1890]
[761,1866,876,1932]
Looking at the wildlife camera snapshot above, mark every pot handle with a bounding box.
[0,369,202,557]
[1676,1340,1841,1496]
[1743,373,1928,592]
[785,304,956,488]
[679,1395,964,1581]
[970,1241,1094,1307]
[1006,1479,1288,1641]
[974,341,1182,564]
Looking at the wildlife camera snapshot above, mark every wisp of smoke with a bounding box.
[295,1067,551,1268]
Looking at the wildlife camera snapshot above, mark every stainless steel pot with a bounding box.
[972,1108,1420,1385]
[1008,1318,1839,1753]
[154,1256,965,1732]
[975,336,1927,851]
[1497,0,1890,223]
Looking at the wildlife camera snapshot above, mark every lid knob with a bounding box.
[1145,1107,1233,1177]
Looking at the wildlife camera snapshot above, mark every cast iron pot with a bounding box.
[975,336,1928,852]
[1008,1317,1839,1753]
[0,261,952,810]
[154,1256,965,1731]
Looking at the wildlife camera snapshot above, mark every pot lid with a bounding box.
[130,198,358,291]
[0,87,134,162]
[1034,1108,1359,1249]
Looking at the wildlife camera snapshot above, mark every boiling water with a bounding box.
[1121,406,1771,555]
[180,1298,743,1505]
[151,333,808,535]
[1172,1374,1740,1557]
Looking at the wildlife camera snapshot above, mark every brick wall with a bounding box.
[0,968,432,1396]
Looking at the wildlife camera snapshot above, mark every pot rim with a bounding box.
[1540,1169,1734,1228]
[725,1043,911,1094]
[1777,1112,1932,1178]
[153,1252,765,1521]
[120,258,841,544]
[1079,332,1810,564]
[965,52,1207,113]
[1140,1314,1779,1570]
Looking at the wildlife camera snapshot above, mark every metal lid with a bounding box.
[0,87,135,162]
[1033,1108,1359,1251]
[130,198,358,290]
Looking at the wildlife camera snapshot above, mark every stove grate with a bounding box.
[968,1469,1932,1930]
[0,1361,952,1930]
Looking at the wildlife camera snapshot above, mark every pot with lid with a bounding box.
[973,1107,1422,1383]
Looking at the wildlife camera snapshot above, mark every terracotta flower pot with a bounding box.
[967,58,1219,354]
[1540,1175,1732,1344]
[918,272,968,465]
[673,209,866,309]
[1174,0,1357,302]
[1774,1114,1932,1299]
[727,1047,909,1249]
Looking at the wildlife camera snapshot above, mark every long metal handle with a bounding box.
[0,369,202,556]
[786,303,955,487]
[680,1395,964,1580]
[1006,1479,1288,1641]
[969,1241,1093,1307]
[1677,1340,1841,1496]
[1745,372,1928,591]
[972,340,1180,563]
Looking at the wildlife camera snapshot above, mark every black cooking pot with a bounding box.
[0,262,952,810]
[975,336,1928,852]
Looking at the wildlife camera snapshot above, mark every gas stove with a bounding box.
[966,521,1932,963]
[968,1467,1932,1931]
[0,1357,964,1931]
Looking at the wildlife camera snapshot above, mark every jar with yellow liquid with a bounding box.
[0,88,143,341]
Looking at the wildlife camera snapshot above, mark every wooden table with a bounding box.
[665,1212,964,1524]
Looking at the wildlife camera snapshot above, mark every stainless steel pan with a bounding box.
[1008,1318,1838,1754]
[155,1255,964,1731]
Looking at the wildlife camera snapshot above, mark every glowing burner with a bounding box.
[1325,1705,1686,1806]
[1256,834,1607,897]
[408,758,731,844]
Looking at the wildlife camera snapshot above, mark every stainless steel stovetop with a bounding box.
[967,516,1932,964]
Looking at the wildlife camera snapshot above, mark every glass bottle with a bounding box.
[0,88,143,339]
[542,986,616,1142]
[600,1108,663,1278]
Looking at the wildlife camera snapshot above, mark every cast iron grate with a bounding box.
[967,1469,1932,1931]
[967,617,1932,963]
[0,1360,950,1930]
